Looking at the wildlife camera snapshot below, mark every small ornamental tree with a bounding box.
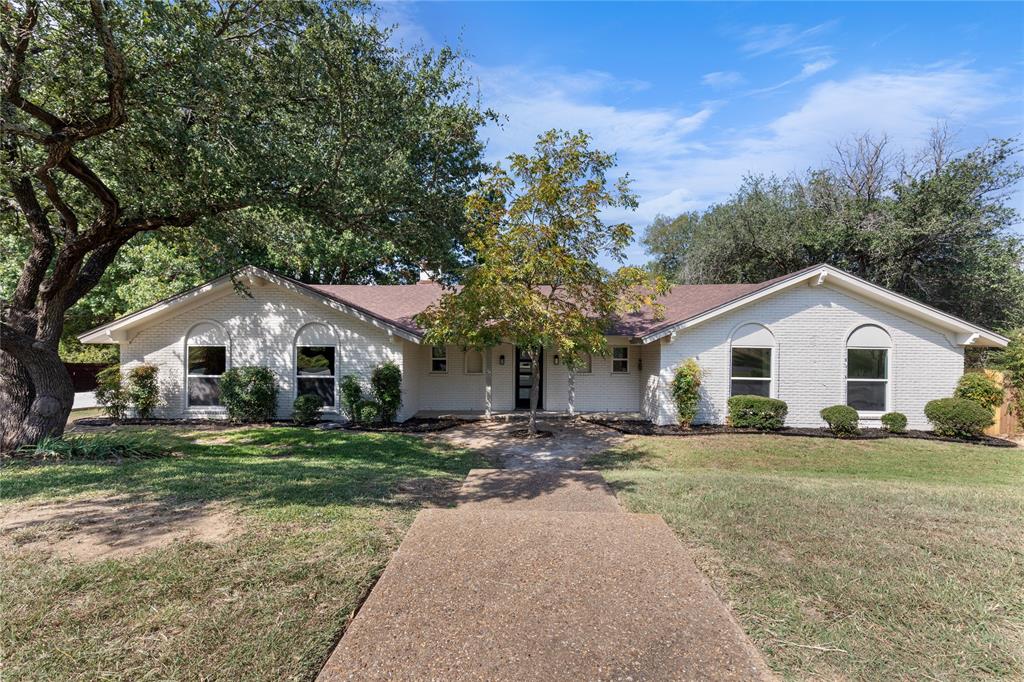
[94,365,128,421]
[954,372,1004,412]
[670,359,703,428]
[126,365,160,419]
[340,376,363,422]
[219,366,278,423]
[418,130,668,434]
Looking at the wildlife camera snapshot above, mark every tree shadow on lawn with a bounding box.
[1,427,486,513]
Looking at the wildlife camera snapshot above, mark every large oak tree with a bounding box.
[0,0,491,449]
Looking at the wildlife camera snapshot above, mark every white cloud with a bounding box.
[702,71,746,89]
[739,21,838,57]
[749,56,838,94]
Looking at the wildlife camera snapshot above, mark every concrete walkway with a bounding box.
[318,469,771,681]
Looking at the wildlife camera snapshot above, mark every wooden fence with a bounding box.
[64,362,112,392]
[983,370,1021,438]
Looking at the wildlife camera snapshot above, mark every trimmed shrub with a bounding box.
[727,395,788,430]
[292,394,324,425]
[880,411,908,434]
[953,372,1003,411]
[670,359,703,428]
[820,404,859,436]
[15,433,170,461]
[924,397,994,439]
[371,361,403,423]
[94,365,128,421]
[358,400,380,424]
[220,366,278,423]
[126,364,160,419]
[340,375,363,421]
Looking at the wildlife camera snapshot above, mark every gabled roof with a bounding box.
[79,263,1008,348]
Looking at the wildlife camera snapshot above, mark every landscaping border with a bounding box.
[584,418,1019,448]
[70,416,464,435]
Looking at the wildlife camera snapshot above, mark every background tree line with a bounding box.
[642,129,1024,332]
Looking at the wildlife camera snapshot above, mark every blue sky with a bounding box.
[381,1,1024,264]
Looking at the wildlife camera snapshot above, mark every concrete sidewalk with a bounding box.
[318,470,770,681]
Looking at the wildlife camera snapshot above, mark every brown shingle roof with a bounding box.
[309,266,816,339]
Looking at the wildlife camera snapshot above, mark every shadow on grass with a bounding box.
[1,427,485,512]
[586,443,654,470]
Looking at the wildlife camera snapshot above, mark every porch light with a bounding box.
[499,354,505,366]
[553,354,560,365]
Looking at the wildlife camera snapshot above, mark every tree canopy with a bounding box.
[417,130,667,433]
[642,132,1024,331]
[0,0,491,448]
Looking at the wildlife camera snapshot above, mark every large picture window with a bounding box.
[731,347,772,397]
[847,349,887,412]
[187,345,226,406]
[297,346,336,406]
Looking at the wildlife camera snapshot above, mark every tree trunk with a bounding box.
[528,347,541,436]
[0,350,34,451]
[0,344,73,451]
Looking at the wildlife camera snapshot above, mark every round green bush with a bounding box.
[924,397,993,439]
[292,394,324,425]
[880,411,908,434]
[953,372,1003,411]
[219,366,278,423]
[820,404,859,436]
[727,395,788,430]
[127,364,160,419]
[670,359,703,428]
[358,400,380,424]
[371,361,403,423]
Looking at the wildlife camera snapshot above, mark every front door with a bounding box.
[515,347,543,410]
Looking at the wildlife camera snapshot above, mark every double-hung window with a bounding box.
[847,349,887,412]
[731,347,772,397]
[431,346,447,373]
[297,346,336,407]
[612,347,629,373]
[187,345,226,406]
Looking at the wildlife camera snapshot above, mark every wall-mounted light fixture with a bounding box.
[553,354,560,365]
[498,354,505,366]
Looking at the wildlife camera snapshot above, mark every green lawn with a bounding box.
[1,426,483,681]
[593,434,1024,680]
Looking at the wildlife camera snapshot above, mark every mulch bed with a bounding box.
[71,416,464,434]
[339,418,464,434]
[585,418,1019,448]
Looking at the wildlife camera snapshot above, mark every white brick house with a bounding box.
[79,264,1007,429]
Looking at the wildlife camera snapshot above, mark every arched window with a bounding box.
[465,349,484,374]
[186,322,228,407]
[730,323,774,397]
[295,323,336,407]
[846,325,891,414]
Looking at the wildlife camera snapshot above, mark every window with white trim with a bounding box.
[612,347,629,373]
[846,325,891,414]
[730,347,772,397]
[847,349,887,412]
[187,345,226,406]
[297,346,336,407]
[431,346,447,373]
[465,349,483,374]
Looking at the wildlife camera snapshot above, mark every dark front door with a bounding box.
[515,347,543,410]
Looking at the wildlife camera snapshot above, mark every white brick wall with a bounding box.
[652,281,965,429]
[543,338,642,413]
[121,284,406,420]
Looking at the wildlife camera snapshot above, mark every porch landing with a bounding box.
[414,409,644,422]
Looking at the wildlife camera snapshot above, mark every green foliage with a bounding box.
[642,133,1024,330]
[340,376,363,422]
[94,365,128,421]
[924,398,994,438]
[418,130,668,428]
[14,434,170,462]
[820,405,860,436]
[670,359,703,428]
[357,401,380,424]
[727,395,789,430]
[220,367,278,423]
[993,330,1024,417]
[126,365,160,419]
[370,362,403,424]
[292,395,324,426]
[954,372,1004,411]
[881,412,908,434]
